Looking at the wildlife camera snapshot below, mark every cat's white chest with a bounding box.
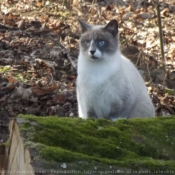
[77,52,122,119]
[77,74,110,119]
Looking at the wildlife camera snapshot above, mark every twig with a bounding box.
[92,0,97,5]
[0,22,17,30]
[156,84,175,95]
[47,36,76,70]
[66,49,76,69]
[156,0,166,72]
[146,62,153,83]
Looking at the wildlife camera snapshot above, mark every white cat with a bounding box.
[77,19,155,120]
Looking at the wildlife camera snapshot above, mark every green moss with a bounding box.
[18,115,175,170]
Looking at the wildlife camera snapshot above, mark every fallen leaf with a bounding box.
[161,8,169,17]
[53,94,66,105]
[32,84,60,96]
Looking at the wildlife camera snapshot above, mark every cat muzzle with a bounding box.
[90,50,95,55]
[89,50,99,60]
[90,55,99,60]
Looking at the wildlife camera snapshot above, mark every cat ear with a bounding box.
[77,18,92,33]
[103,19,118,36]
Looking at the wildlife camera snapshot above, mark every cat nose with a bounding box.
[90,50,95,55]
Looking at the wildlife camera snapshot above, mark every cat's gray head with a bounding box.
[78,19,119,61]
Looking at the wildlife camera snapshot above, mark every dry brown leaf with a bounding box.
[17,20,25,30]
[125,4,133,12]
[106,3,115,11]
[135,8,142,14]
[22,59,31,68]
[73,0,79,6]
[35,58,57,70]
[161,8,169,17]
[8,77,17,83]
[160,95,175,114]
[32,84,60,96]
[8,13,14,20]
[66,75,76,81]
[66,82,74,90]
[53,94,66,105]
[90,7,96,16]
[37,0,43,8]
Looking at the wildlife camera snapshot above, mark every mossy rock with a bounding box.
[6,115,175,175]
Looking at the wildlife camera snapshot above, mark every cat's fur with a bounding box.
[77,19,155,120]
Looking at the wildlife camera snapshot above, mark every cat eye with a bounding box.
[83,40,90,46]
[98,41,105,46]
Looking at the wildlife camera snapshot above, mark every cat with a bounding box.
[76,19,155,121]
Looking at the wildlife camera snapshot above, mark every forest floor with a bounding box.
[0,0,175,143]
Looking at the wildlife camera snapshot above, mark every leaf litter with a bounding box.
[0,0,175,142]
